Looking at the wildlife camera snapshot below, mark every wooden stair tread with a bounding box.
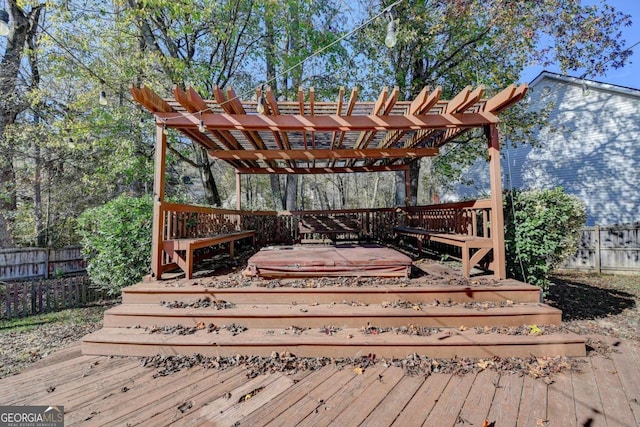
[82,327,587,358]
[123,283,540,293]
[103,302,562,329]
[121,283,542,304]
[85,327,585,346]
[105,302,560,318]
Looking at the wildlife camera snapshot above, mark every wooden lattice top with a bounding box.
[131,83,527,174]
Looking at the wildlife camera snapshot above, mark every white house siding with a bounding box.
[445,72,640,226]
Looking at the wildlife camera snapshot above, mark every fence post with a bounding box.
[594,225,601,274]
[45,248,50,279]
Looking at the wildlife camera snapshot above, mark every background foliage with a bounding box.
[504,188,587,289]
[0,0,632,286]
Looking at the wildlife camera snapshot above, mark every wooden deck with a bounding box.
[2,337,638,426]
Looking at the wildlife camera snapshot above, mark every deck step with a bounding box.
[121,282,541,305]
[103,303,562,329]
[82,327,587,359]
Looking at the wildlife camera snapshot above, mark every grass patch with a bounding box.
[0,304,110,334]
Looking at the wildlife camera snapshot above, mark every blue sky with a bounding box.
[520,0,640,89]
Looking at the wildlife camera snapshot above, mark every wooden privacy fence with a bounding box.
[0,275,108,319]
[0,246,85,281]
[563,224,640,274]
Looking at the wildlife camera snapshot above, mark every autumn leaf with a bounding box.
[529,325,542,335]
[353,366,364,375]
[477,359,490,370]
[412,304,421,311]
[196,321,205,329]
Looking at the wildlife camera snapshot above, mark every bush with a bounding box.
[503,188,586,290]
[77,195,153,296]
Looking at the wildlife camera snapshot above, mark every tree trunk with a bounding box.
[394,170,405,206]
[195,147,221,206]
[284,175,298,210]
[369,174,380,209]
[33,117,45,246]
[269,175,283,210]
[410,160,420,205]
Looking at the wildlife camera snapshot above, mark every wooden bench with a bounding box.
[162,230,255,279]
[394,226,493,278]
[298,215,363,243]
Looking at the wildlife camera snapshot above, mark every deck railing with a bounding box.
[151,199,497,277]
[398,199,492,238]
[154,202,247,276]
[161,202,242,240]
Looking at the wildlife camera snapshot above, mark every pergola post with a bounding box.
[235,170,242,211]
[487,124,506,279]
[151,124,167,279]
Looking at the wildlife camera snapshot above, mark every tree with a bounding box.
[0,1,44,247]
[354,0,632,202]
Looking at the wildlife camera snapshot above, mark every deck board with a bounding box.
[69,366,212,425]
[590,354,638,427]
[1,335,636,426]
[203,374,296,425]
[359,374,425,426]
[239,368,334,426]
[126,368,249,427]
[335,366,405,426]
[296,365,387,427]
[423,373,476,426]
[547,370,577,427]
[486,373,524,426]
[515,374,548,426]
[391,373,451,426]
[456,369,499,426]
[0,356,130,404]
[571,358,607,427]
[266,367,357,426]
[610,341,640,426]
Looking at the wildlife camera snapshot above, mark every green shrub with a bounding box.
[77,195,153,296]
[503,188,586,290]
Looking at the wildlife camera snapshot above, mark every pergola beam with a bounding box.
[235,164,410,175]
[156,112,499,132]
[208,147,438,161]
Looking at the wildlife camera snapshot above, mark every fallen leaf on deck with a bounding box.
[477,359,490,370]
[529,325,542,335]
[177,400,193,413]
[239,386,264,403]
[353,366,364,375]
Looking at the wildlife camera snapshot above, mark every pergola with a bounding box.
[131,83,528,280]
